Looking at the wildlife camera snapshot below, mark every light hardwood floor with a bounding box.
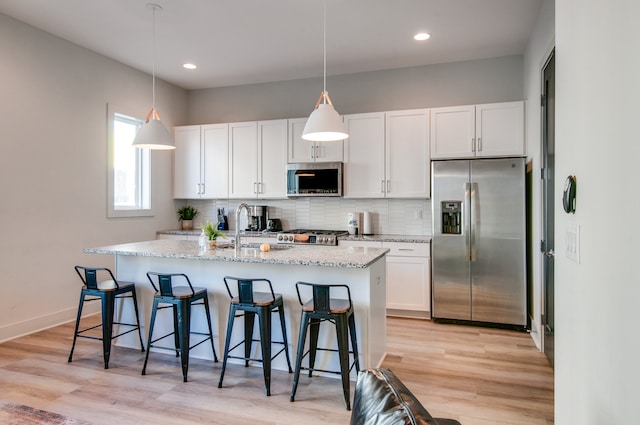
[0,316,553,425]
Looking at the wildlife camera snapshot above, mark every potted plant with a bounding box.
[201,220,227,249]
[177,205,199,230]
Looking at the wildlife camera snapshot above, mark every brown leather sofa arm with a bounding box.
[350,368,461,425]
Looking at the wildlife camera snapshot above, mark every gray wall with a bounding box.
[556,1,640,422]
[0,12,187,341]
[187,55,524,124]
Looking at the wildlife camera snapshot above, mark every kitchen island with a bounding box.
[84,239,388,376]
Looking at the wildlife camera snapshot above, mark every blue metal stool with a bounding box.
[68,266,145,369]
[218,276,293,396]
[142,272,218,382]
[290,282,360,410]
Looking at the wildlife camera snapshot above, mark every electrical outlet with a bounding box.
[414,209,423,220]
[565,222,580,263]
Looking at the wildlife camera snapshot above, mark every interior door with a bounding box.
[542,50,555,367]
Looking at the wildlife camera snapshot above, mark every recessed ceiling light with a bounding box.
[414,32,431,41]
[183,63,197,70]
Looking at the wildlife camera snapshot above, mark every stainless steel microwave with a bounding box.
[286,162,343,197]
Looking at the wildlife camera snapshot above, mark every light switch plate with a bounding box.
[565,222,580,263]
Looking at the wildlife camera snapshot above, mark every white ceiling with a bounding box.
[0,0,542,91]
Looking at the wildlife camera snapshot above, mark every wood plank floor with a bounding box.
[0,316,553,425]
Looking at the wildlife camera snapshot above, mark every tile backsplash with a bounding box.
[185,198,432,236]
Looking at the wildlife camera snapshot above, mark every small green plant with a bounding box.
[177,205,199,221]
[202,220,226,240]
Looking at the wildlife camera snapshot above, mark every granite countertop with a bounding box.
[85,239,389,269]
[157,229,431,243]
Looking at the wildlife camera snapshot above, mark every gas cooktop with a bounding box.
[276,229,348,246]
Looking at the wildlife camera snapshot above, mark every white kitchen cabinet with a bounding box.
[338,239,431,316]
[288,117,343,163]
[430,101,524,159]
[343,109,430,199]
[174,124,228,199]
[228,120,288,199]
[343,113,386,198]
[384,242,430,316]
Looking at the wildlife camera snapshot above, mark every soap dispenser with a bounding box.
[198,229,207,251]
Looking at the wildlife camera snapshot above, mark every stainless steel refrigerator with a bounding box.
[431,158,526,327]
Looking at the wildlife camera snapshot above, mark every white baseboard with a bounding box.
[0,303,101,343]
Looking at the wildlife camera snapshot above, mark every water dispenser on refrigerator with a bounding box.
[441,201,462,235]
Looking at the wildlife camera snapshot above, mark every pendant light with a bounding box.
[302,0,349,142]
[132,3,175,150]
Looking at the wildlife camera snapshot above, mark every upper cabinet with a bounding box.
[288,118,344,163]
[343,109,430,199]
[228,119,287,199]
[430,101,524,159]
[174,124,228,199]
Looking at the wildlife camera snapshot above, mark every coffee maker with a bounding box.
[248,205,268,231]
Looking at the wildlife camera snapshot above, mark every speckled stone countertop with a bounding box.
[85,239,389,269]
[157,230,430,243]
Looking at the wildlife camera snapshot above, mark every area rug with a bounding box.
[0,400,92,425]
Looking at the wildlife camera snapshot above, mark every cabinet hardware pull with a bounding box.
[381,180,385,193]
[471,138,475,152]
[386,180,390,192]
[253,182,258,194]
[201,183,204,194]
[478,137,482,151]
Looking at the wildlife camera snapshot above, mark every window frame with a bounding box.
[107,103,155,218]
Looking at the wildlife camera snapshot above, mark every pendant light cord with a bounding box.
[322,0,327,104]
[151,4,157,112]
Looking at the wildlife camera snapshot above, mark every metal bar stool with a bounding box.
[290,282,360,410]
[142,272,218,382]
[218,276,293,396]
[68,266,145,369]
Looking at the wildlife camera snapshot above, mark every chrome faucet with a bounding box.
[235,203,250,251]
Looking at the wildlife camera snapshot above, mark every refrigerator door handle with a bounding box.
[470,182,478,262]
[465,182,471,261]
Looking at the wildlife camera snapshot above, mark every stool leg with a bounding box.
[277,305,293,373]
[130,288,145,352]
[68,291,86,363]
[258,306,272,396]
[244,312,255,367]
[218,305,237,388]
[172,305,180,357]
[307,317,321,377]
[336,315,352,410]
[142,297,160,375]
[202,295,218,362]
[177,299,191,382]
[348,313,360,372]
[290,311,309,402]
[102,292,115,369]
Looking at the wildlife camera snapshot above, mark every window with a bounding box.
[107,104,153,217]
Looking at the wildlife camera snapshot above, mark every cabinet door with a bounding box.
[288,118,314,163]
[386,256,431,312]
[315,139,344,162]
[173,126,202,199]
[288,117,344,163]
[201,124,228,199]
[343,113,386,198]
[258,119,288,198]
[430,105,476,159]
[229,121,258,198]
[385,109,431,198]
[475,101,525,157]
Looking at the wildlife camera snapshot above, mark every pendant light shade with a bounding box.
[302,0,348,142]
[302,92,348,141]
[132,3,175,150]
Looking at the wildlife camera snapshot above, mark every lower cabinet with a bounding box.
[339,240,431,317]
